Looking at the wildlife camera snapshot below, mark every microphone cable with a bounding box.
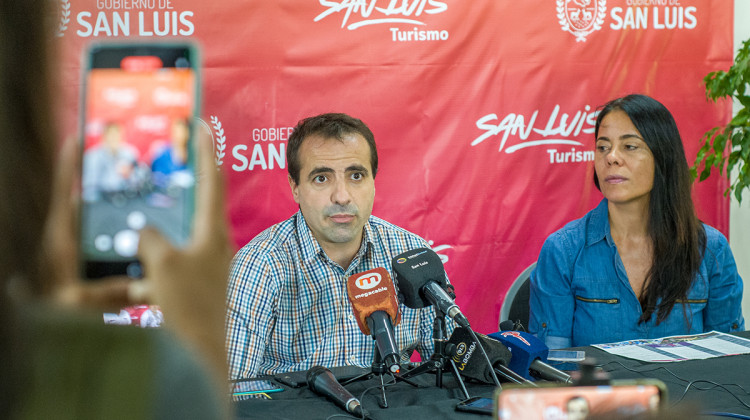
[324,372,398,420]
[673,380,750,412]
[600,360,750,415]
[601,360,750,399]
[467,328,502,388]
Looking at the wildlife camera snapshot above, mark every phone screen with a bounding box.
[456,397,494,415]
[231,379,284,401]
[79,43,199,279]
[496,383,662,420]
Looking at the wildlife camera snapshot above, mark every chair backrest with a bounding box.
[498,262,536,330]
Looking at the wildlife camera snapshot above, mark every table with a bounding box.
[234,368,496,420]
[234,332,750,419]
[569,331,750,417]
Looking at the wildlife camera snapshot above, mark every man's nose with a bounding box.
[331,179,352,205]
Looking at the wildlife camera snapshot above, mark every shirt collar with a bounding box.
[295,211,320,263]
[295,210,374,267]
[586,198,615,248]
[360,218,375,255]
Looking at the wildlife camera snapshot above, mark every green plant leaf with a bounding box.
[732,130,745,147]
[732,110,749,126]
[712,133,727,156]
[697,36,750,202]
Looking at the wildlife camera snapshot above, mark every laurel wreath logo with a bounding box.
[556,0,569,30]
[556,0,607,43]
[594,1,607,30]
[210,116,227,167]
[56,0,71,37]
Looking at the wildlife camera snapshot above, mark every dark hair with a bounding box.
[0,0,56,414]
[594,94,706,325]
[286,113,378,184]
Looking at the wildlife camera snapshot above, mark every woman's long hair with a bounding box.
[594,94,706,324]
[0,0,56,414]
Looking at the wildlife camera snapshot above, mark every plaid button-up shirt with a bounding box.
[226,211,449,379]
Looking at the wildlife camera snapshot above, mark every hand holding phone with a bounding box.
[43,139,134,310]
[136,127,234,383]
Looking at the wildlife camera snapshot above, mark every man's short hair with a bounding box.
[286,113,378,184]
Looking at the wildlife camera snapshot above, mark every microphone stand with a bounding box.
[341,346,420,408]
[399,309,470,400]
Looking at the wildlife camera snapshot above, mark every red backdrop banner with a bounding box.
[54,0,733,335]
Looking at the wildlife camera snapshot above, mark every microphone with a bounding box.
[447,327,535,386]
[346,267,401,373]
[487,330,573,383]
[306,365,367,417]
[391,248,470,328]
[499,319,523,332]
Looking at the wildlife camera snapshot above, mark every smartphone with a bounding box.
[456,396,494,416]
[231,378,285,401]
[78,42,200,279]
[547,350,586,362]
[495,380,665,420]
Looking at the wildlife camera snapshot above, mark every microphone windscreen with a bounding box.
[306,365,329,393]
[346,268,400,335]
[447,326,512,384]
[487,330,549,381]
[498,320,516,332]
[391,248,446,308]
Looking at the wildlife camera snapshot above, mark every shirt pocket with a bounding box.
[571,283,626,345]
[573,293,622,325]
[675,298,707,305]
[574,296,620,304]
[679,278,708,313]
[670,284,708,332]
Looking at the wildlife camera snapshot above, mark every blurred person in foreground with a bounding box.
[0,1,233,418]
[529,94,744,349]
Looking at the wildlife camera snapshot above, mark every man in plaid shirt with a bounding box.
[225,113,450,379]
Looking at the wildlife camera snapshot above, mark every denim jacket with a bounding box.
[529,199,744,348]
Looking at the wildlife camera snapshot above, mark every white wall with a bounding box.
[733,0,750,319]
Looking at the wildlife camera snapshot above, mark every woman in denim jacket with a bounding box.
[529,94,744,349]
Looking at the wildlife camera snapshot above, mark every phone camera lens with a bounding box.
[94,234,113,252]
[126,263,143,279]
[114,229,139,257]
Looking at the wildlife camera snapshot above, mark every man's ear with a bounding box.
[288,174,300,204]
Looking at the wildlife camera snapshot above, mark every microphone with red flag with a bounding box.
[488,329,573,383]
[346,268,402,374]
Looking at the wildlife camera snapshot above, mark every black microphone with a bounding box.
[499,319,522,332]
[391,248,470,328]
[306,366,367,417]
[447,326,536,386]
